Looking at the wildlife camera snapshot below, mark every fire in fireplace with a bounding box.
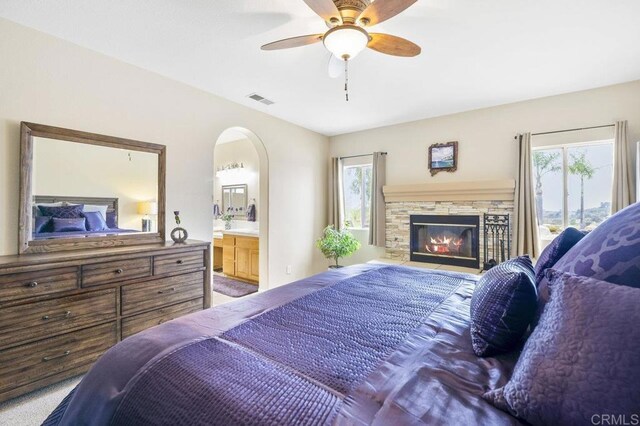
[410,215,480,269]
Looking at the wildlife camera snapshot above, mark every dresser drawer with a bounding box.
[82,257,151,287]
[153,251,204,276]
[0,322,116,396]
[0,267,79,302]
[122,298,203,339]
[0,289,116,349]
[121,271,204,316]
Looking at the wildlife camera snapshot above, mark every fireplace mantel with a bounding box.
[383,179,515,202]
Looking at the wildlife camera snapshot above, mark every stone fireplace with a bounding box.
[410,214,480,268]
[383,180,516,268]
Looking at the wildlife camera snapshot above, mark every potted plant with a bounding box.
[316,225,361,268]
[221,213,234,230]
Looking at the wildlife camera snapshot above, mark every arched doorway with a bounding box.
[213,127,269,295]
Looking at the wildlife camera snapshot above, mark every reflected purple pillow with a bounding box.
[106,211,117,228]
[83,211,109,231]
[52,217,86,232]
[38,204,84,219]
[34,216,52,233]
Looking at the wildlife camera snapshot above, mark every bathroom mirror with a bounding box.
[19,122,166,253]
[221,184,247,218]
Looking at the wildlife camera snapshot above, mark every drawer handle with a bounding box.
[27,281,38,288]
[43,350,71,362]
[115,268,124,274]
[158,287,176,295]
[176,260,184,265]
[42,310,72,321]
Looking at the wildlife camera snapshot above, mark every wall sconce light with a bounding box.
[216,162,245,179]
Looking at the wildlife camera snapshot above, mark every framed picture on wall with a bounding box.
[428,141,458,176]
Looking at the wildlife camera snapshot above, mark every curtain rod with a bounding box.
[514,124,614,139]
[339,152,387,160]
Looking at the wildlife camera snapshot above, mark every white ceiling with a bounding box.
[1,0,639,136]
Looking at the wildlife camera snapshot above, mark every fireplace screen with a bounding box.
[410,215,480,269]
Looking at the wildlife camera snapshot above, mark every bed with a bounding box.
[32,195,138,240]
[43,263,522,425]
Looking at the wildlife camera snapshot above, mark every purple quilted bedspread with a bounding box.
[44,264,521,425]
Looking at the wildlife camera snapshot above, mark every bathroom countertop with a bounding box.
[213,228,259,238]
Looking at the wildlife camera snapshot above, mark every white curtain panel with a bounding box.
[612,120,635,212]
[368,152,386,247]
[514,133,540,258]
[328,157,344,229]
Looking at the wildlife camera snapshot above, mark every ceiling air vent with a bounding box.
[247,93,275,106]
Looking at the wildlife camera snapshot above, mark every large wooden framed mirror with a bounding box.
[19,122,166,254]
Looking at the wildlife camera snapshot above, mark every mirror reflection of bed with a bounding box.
[30,136,159,241]
[32,195,141,240]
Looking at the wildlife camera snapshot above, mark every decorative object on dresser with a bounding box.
[482,214,511,270]
[19,122,166,254]
[428,141,458,176]
[0,240,211,403]
[170,211,188,243]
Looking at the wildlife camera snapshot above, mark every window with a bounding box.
[342,160,372,229]
[533,140,613,238]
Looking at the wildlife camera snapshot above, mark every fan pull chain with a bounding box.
[344,58,349,102]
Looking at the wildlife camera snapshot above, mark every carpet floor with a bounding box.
[212,274,258,297]
[0,376,80,426]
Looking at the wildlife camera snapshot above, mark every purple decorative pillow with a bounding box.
[34,216,52,233]
[83,211,109,231]
[470,256,537,356]
[538,202,640,305]
[52,217,86,232]
[485,270,640,425]
[106,211,117,228]
[38,204,84,219]
[534,227,585,285]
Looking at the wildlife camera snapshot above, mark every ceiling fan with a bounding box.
[261,0,421,100]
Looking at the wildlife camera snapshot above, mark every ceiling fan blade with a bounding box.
[261,34,323,51]
[367,33,421,57]
[328,54,344,78]
[302,0,342,24]
[357,0,417,26]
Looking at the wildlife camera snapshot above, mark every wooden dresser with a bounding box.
[0,240,211,402]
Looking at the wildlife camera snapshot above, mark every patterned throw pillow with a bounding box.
[538,202,640,304]
[470,256,537,357]
[534,227,585,285]
[83,211,110,231]
[38,204,84,219]
[52,217,86,232]
[485,270,640,425]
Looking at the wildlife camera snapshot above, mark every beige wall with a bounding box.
[33,137,158,230]
[0,18,329,288]
[330,80,640,264]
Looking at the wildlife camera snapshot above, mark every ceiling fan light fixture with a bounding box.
[323,25,369,60]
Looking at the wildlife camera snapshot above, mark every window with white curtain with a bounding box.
[532,140,614,239]
[341,157,372,229]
